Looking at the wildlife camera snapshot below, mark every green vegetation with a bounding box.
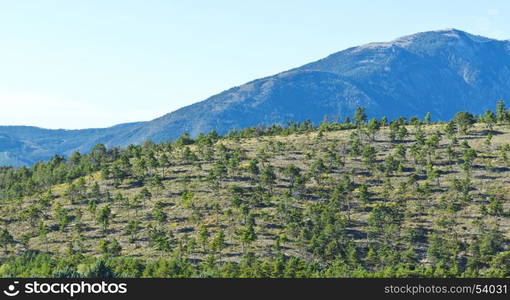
[1,101,510,278]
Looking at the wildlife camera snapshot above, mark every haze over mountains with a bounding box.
[2,28,510,166]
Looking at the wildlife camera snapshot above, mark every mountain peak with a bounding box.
[425,28,494,39]
[398,28,494,45]
[344,29,502,59]
[428,28,464,34]
[352,29,465,52]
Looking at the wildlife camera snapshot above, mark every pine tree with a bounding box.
[97,205,112,233]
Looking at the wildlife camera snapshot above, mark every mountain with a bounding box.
[0,123,141,167]
[2,28,510,166]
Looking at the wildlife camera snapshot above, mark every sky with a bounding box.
[0,0,509,129]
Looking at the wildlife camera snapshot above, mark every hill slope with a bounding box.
[0,112,510,277]
[2,29,510,166]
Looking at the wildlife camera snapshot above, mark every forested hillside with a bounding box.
[0,101,510,278]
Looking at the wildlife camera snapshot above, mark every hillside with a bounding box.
[2,29,510,166]
[0,104,510,277]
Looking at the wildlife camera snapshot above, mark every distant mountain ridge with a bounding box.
[2,29,510,166]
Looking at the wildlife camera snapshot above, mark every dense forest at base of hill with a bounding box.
[1,250,509,278]
[1,100,510,278]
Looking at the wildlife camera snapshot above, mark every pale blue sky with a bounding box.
[0,0,509,129]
